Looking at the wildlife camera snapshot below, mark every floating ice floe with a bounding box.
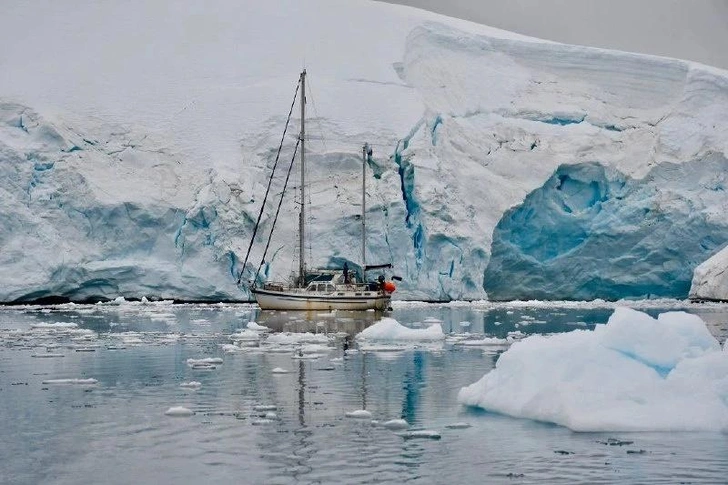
[459,308,728,432]
[357,318,445,342]
[165,406,194,417]
[42,378,98,385]
[346,409,372,419]
[271,367,290,374]
[180,381,202,389]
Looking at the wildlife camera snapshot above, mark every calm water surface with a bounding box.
[1,300,727,484]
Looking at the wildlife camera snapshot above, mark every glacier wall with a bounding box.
[0,103,242,301]
[1,1,728,302]
[485,156,728,300]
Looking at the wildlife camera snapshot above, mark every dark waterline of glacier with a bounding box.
[1,301,727,484]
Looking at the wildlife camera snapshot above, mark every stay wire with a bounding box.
[238,79,301,285]
[255,136,301,283]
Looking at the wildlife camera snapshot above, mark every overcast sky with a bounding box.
[387,0,728,70]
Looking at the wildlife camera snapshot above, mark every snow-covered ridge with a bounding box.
[1,0,727,302]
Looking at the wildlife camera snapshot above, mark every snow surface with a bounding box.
[1,0,727,301]
[458,308,728,432]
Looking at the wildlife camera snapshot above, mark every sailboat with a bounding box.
[240,70,397,311]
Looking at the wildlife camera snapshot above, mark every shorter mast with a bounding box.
[298,69,306,287]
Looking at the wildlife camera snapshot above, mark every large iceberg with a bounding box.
[1,0,727,302]
[458,308,728,432]
[690,245,728,301]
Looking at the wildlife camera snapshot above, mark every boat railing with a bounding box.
[261,282,290,292]
[259,281,383,293]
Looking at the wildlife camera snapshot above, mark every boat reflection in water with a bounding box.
[253,309,385,337]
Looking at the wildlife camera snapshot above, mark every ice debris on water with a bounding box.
[253,405,277,412]
[271,367,290,374]
[179,381,202,389]
[165,406,194,417]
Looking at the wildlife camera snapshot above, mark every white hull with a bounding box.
[252,287,391,311]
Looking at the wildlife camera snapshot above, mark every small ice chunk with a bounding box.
[271,367,290,374]
[359,344,406,353]
[383,419,409,430]
[346,409,372,419]
[254,405,277,411]
[399,430,441,440]
[230,330,261,342]
[187,357,223,365]
[251,419,273,425]
[445,422,472,429]
[30,322,78,329]
[165,406,194,417]
[265,412,277,419]
[457,337,509,346]
[299,344,333,354]
[246,321,270,331]
[42,378,98,385]
[180,381,202,389]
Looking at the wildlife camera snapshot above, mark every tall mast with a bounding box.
[298,70,306,287]
[362,143,368,271]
